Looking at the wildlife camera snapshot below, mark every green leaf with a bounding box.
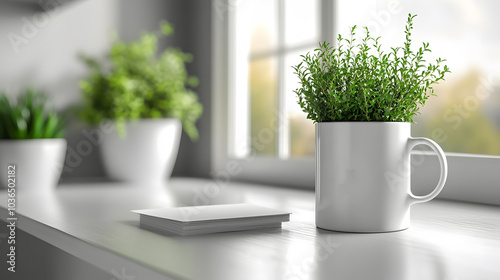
[160,21,174,36]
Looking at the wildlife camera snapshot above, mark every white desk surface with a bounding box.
[1,178,499,280]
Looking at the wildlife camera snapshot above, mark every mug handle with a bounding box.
[407,137,448,204]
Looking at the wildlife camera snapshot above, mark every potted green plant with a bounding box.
[78,21,202,184]
[0,89,66,191]
[293,14,450,232]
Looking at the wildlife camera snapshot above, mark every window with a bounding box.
[229,0,326,159]
[213,0,334,186]
[212,0,500,204]
[334,0,500,156]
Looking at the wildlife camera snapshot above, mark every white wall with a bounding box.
[0,0,119,109]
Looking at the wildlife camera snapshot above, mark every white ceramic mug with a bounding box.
[315,122,448,233]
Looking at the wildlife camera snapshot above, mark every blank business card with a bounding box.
[132,203,291,235]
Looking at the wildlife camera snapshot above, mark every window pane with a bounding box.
[285,48,316,157]
[284,0,320,47]
[232,0,279,158]
[249,57,279,156]
[235,0,278,56]
[337,0,500,156]
[232,0,320,158]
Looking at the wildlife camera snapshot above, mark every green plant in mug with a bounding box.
[293,14,450,123]
[78,21,202,140]
[0,89,64,139]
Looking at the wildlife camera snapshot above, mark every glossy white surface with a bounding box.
[101,119,181,184]
[315,122,448,232]
[0,138,66,191]
[0,178,499,280]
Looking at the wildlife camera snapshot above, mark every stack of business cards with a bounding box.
[132,203,291,236]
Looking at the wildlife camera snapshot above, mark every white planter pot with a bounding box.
[100,119,182,184]
[315,122,448,233]
[0,138,67,191]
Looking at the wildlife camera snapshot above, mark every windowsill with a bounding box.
[411,152,500,206]
[1,177,499,279]
[212,152,500,206]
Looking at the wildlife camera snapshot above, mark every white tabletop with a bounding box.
[0,177,499,280]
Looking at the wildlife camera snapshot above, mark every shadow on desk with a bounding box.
[0,221,111,280]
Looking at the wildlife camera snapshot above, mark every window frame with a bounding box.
[212,0,332,188]
[225,0,329,160]
[211,0,500,205]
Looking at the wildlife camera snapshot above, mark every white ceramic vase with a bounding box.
[0,138,67,191]
[100,119,182,184]
[315,122,448,233]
